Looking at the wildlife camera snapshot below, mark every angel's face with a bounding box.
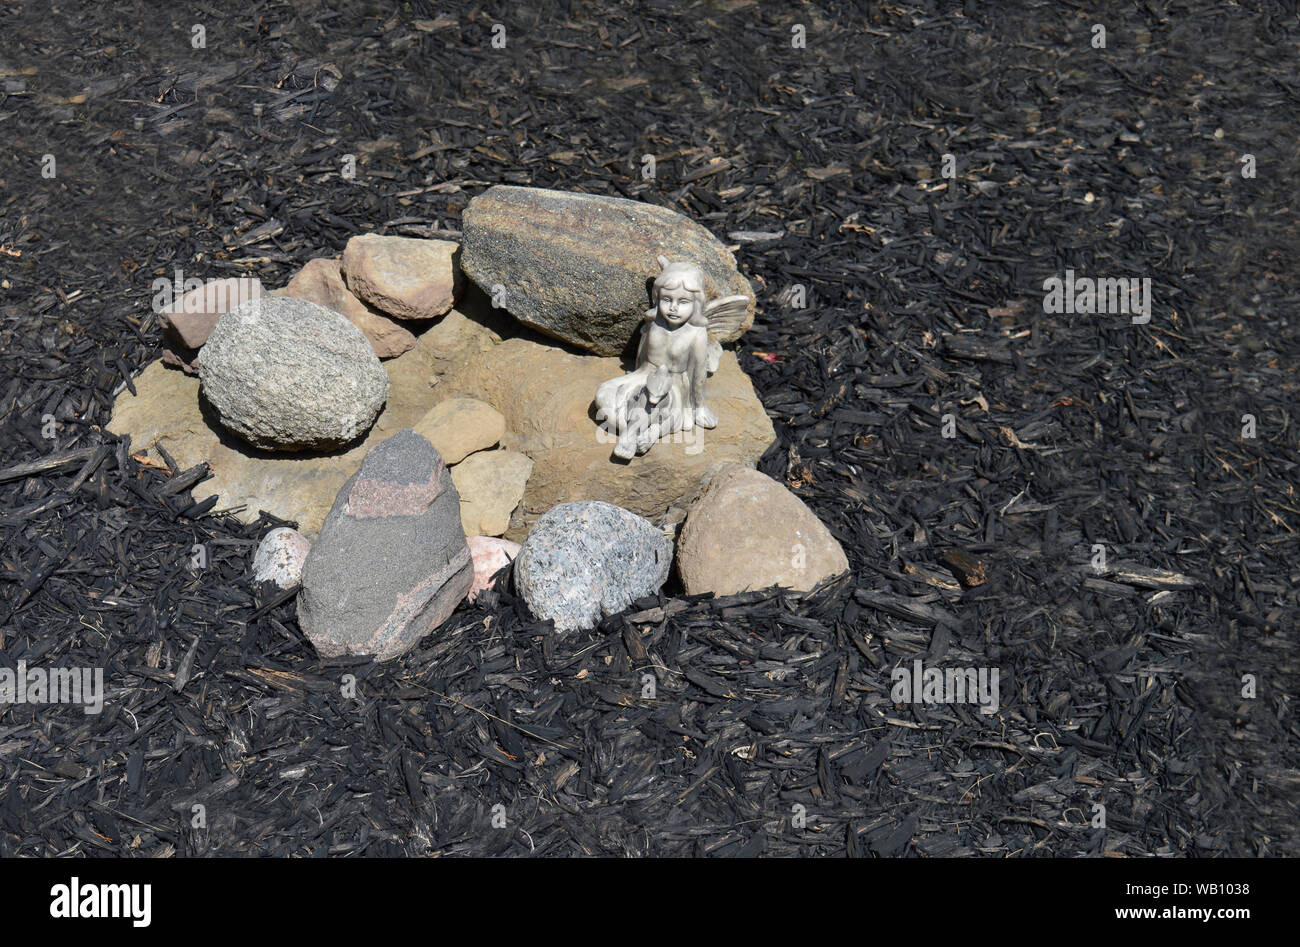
[657,286,697,326]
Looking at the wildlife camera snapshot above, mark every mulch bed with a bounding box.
[0,0,1295,856]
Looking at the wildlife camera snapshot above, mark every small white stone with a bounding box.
[252,527,312,589]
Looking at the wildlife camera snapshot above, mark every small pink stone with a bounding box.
[466,536,521,601]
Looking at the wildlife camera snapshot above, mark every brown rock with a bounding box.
[162,345,200,375]
[436,335,775,540]
[283,258,418,358]
[676,464,849,596]
[452,450,533,536]
[411,396,506,465]
[341,234,460,320]
[160,276,264,349]
[460,185,754,355]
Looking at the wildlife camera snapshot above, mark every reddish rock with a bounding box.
[162,345,200,375]
[283,258,418,359]
[341,234,461,321]
[466,536,521,601]
[160,277,264,349]
[297,429,473,661]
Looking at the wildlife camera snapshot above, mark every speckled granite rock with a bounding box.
[297,430,473,661]
[198,296,389,451]
[461,185,754,355]
[251,527,311,589]
[514,501,670,632]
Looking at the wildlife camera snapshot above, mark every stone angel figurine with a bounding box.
[595,256,750,459]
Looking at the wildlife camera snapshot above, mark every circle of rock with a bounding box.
[199,296,390,451]
[514,500,670,633]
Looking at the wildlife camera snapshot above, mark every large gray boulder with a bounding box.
[198,295,389,451]
[461,185,755,356]
[297,429,473,661]
[515,501,670,632]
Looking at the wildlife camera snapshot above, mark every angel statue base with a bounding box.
[595,256,749,460]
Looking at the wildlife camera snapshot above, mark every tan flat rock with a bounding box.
[451,449,533,537]
[412,396,505,465]
[341,234,461,320]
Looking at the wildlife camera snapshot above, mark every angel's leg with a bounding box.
[690,346,718,429]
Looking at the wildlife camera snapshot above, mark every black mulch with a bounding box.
[0,0,1296,856]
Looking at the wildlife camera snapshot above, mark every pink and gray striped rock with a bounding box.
[297,429,473,661]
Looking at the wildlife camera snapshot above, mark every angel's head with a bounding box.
[652,258,706,327]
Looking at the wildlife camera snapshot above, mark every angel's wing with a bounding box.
[703,295,752,344]
[706,339,723,374]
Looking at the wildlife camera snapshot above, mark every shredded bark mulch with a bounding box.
[0,0,1295,856]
